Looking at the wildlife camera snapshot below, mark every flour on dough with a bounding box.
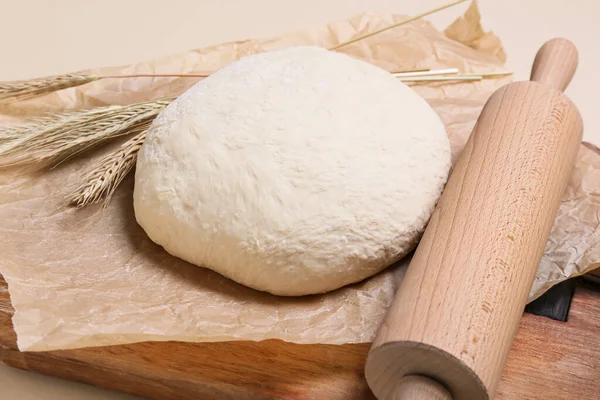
[134,46,451,296]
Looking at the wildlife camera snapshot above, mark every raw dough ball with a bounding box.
[134,46,450,296]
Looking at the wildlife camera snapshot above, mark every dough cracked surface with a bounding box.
[133,46,451,296]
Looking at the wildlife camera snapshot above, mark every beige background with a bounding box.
[0,0,598,399]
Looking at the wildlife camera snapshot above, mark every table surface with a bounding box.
[1,0,599,399]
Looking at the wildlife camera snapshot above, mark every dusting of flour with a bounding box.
[134,47,451,296]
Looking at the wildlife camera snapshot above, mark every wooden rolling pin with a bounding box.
[365,38,583,400]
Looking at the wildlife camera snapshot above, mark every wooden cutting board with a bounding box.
[1,275,599,400]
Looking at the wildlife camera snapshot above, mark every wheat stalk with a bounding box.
[68,129,148,208]
[393,68,458,77]
[0,73,211,103]
[0,74,100,101]
[0,69,481,103]
[0,68,475,103]
[328,0,468,50]
[400,74,482,82]
[0,98,173,170]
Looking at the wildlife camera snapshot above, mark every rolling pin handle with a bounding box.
[530,38,578,92]
[392,376,452,400]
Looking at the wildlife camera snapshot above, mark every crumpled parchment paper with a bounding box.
[0,3,598,351]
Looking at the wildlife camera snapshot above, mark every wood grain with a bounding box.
[530,38,579,92]
[393,376,451,400]
[588,267,600,278]
[366,39,583,400]
[0,275,599,400]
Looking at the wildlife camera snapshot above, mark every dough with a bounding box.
[134,46,451,296]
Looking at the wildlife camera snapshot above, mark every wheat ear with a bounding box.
[0,74,100,101]
[68,129,147,208]
[0,98,173,170]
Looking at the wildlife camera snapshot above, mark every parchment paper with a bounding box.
[0,4,598,352]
